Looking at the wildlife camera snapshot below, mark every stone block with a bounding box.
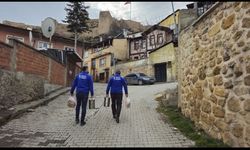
[246,113,250,124]
[201,101,211,113]
[246,126,250,146]
[223,51,230,62]
[209,94,217,104]
[225,113,236,123]
[234,87,249,96]
[222,14,235,29]
[224,80,233,89]
[233,31,243,42]
[213,75,223,86]
[242,18,250,28]
[244,75,250,86]
[241,2,250,9]
[213,106,225,118]
[213,66,221,75]
[234,64,243,77]
[208,23,221,37]
[231,123,243,138]
[228,96,241,112]
[244,99,250,111]
[214,87,228,97]
[214,119,229,131]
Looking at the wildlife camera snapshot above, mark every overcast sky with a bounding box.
[0,2,193,26]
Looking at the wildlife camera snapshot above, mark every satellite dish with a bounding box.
[41,17,56,38]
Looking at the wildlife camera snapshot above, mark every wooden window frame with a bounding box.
[134,40,140,51]
[149,35,155,46]
[141,39,146,49]
[37,41,53,50]
[157,33,163,45]
[99,57,106,67]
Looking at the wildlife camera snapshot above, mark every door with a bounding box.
[66,59,76,87]
[154,63,166,82]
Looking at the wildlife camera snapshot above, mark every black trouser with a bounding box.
[75,93,88,122]
[111,93,123,118]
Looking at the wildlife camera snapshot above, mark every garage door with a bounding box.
[154,63,166,82]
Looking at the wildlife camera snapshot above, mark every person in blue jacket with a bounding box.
[70,66,94,126]
[106,69,128,123]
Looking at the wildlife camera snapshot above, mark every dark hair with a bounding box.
[82,66,88,71]
[115,69,121,74]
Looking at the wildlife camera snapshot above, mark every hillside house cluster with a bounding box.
[0,2,215,84]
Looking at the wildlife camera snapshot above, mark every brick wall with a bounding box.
[0,41,12,70]
[50,59,65,85]
[0,39,79,109]
[16,42,49,79]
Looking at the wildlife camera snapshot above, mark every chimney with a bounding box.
[27,27,33,46]
[123,29,127,37]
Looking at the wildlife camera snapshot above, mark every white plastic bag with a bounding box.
[67,96,76,108]
[125,96,131,108]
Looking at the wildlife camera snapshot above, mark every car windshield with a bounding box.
[139,73,148,77]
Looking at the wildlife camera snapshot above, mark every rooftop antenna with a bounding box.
[41,17,56,49]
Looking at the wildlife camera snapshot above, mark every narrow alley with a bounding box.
[0,83,194,147]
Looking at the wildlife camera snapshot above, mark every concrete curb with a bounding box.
[0,87,70,127]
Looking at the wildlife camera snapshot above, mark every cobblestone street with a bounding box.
[0,82,194,147]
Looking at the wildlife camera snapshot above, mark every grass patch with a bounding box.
[156,102,230,147]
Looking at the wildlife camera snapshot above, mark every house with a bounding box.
[186,2,216,17]
[0,21,92,86]
[83,34,128,83]
[114,6,198,83]
[143,25,175,82]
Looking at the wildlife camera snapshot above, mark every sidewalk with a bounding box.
[0,87,70,126]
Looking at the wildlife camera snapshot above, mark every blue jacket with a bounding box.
[106,73,128,94]
[70,71,94,96]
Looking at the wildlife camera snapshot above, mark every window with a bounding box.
[198,7,204,16]
[84,50,89,58]
[134,40,140,50]
[99,57,106,67]
[6,35,24,43]
[141,39,146,49]
[157,33,163,44]
[134,56,139,60]
[149,35,155,46]
[92,60,96,68]
[37,41,52,50]
[139,73,147,77]
[126,74,136,78]
[64,46,74,51]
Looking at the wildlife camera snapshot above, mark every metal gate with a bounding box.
[154,63,166,82]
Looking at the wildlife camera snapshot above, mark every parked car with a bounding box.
[124,73,155,85]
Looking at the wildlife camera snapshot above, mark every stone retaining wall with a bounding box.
[178,2,250,147]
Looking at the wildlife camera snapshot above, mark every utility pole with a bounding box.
[171,1,178,39]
